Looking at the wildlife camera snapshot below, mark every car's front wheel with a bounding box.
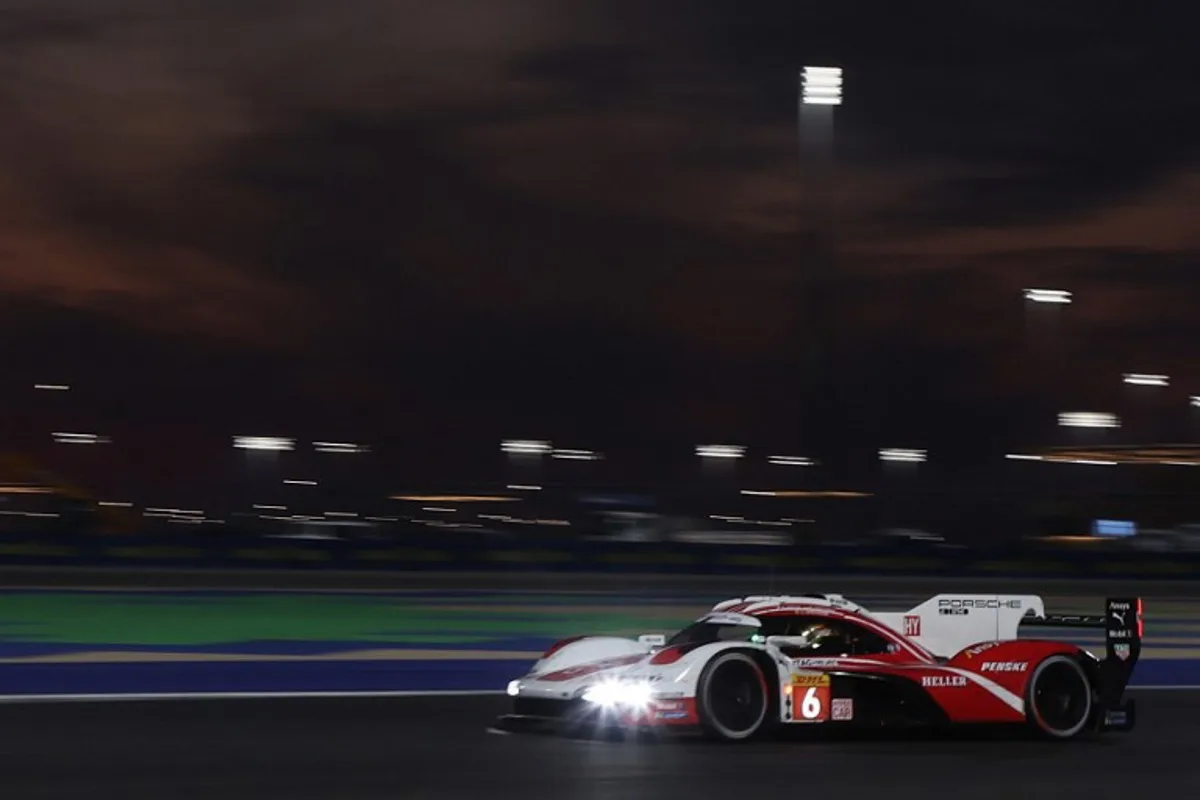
[1025,654,1093,739]
[696,651,771,742]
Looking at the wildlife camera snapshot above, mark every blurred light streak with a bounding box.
[1058,411,1120,429]
[52,432,109,444]
[391,495,517,502]
[1123,373,1169,386]
[34,383,70,391]
[551,448,601,461]
[879,448,926,463]
[313,441,368,453]
[768,455,814,466]
[740,489,871,498]
[696,444,745,459]
[501,439,551,454]
[234,436,294,451]
[1023,288,1072,304]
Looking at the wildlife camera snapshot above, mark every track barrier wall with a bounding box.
[0,532,1194,580]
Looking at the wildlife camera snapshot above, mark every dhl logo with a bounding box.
[791,674,831,687]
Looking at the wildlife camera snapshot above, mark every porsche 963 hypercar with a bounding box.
[498,593,1142,742]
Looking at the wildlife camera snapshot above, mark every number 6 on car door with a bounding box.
[789,674,831,722]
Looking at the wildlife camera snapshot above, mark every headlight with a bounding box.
[581,680,653,709]
[506,680,521,696]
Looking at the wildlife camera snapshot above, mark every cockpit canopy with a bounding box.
[667,610,898,657]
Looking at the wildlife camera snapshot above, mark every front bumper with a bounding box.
[497,692,699,736]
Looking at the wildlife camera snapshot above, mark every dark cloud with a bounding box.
[1,0,1198,488]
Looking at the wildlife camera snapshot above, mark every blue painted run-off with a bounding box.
[0,659,1196,696]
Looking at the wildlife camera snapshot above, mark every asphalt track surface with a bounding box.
[1,692,1195,800]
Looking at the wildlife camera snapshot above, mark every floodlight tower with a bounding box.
[798,66,842,470]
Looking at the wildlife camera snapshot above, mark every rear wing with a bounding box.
[1021,596,1143,719]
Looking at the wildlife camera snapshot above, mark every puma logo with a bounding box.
[1111,610,1127,627]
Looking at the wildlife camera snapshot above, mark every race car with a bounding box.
[496,592,1142,741]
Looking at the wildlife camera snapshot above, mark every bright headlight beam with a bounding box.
[581,680,653,709]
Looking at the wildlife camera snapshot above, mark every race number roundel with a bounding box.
[801,687,825,720]
[791,674,831,722]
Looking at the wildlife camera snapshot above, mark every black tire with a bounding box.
[1025,654,1093,739]
[696,651,771,742]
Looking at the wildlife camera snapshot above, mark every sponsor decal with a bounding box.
[962,642,999,658]
[980,661,1028,673]
[903,615,921,636]
[831,698,853,721]
[654,700,684,711]
[939,608,968,616]
[922,675,968,688]
[656,711,689,720]
[792,673,832,687]
[938,598,1023,610]
[1109,629,1131,640]
[1114,644,1131,661]
[792,658,841,668]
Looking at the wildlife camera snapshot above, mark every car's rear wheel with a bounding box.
[696,652,770,742]
[1025,654,1093,739]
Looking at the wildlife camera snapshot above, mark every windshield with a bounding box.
[666,621,758,647]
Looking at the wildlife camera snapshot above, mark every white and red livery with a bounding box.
[498,592,1142,741]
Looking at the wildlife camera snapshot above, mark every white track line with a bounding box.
[0,690,505,704]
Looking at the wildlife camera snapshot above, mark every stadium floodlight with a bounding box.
[501,439,551,455]
[768,455,814,466]
[1023,288,1072,304]
[696,444,745,459]
[313,441,368,454]
[233,436,294,451]
[880,448,926,463]
[801,66,842,105]
[1058,412,1120,429]
[1123,373,1168,387]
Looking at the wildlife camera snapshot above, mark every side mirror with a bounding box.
[637,634,666,647]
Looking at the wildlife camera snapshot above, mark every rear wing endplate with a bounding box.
[1021,597,1143,716]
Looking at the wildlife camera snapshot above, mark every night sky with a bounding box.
[2,2,1199,493]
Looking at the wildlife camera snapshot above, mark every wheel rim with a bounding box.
[1030,657,1091,737]
[703,655,767,739]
